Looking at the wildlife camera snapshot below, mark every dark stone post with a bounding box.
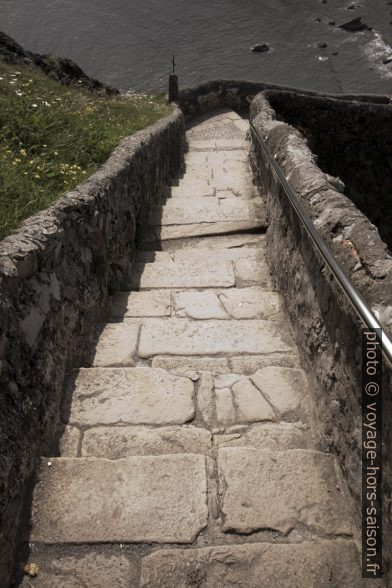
[168,55,179,102]
[168,74,179,102]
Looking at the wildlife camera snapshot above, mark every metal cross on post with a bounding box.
[168,54,179,103]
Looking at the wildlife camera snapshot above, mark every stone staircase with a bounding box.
[17,111,365,587]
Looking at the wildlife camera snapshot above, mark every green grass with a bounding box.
[0,59,171,240]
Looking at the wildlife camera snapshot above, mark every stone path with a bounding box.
[18,110,365,587]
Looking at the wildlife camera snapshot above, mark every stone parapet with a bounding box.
[0,105,185,584]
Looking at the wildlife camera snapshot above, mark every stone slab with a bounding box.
[174,291,228,319]
[138,319,295,358]
[30,455,208,543]
[81,425,211,459]
[57,425,81,457]
[250,366,309,420]
[129,260,235,289]
[214,423,312,451]
[152,356,229,374]
[229,353,301,373]
[170,180,214,198]
[65,367,194,426]
[196,372,215,428]
[165,233,265,252]
[219,287,283,319]
[157,220,264,240]
[139,540,364,588]
[149,198,251,225]
[216,388,235,425]
[232,378,276,423]
[111,290,171,318]
[20,551,135,588]
[234,257,273,287]
[174,247,266,265]
[91,322,139,367]
[218,447,352,535]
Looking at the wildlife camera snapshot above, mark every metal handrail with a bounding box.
[249,121,392,368]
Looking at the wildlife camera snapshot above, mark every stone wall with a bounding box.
[0,105,185,584]
[249,90,392,581]
[266,91,392,252]
[179,79,391,118]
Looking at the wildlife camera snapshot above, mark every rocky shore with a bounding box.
[0,31,118,96]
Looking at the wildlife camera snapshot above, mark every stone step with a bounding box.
[159,232,266,251]
[128,255,272,290]
[212,366,310,426]
[139,540,364,587]
[29,455,208,544]
[146,198,266,240]
[149,198,256,226]
[78,425,212,459]
[218,447,352,536]
[63,367,195,427]
[138,319,296,358]
[128,259,236,289]
[19,549,137,588]
[110,286,281,320]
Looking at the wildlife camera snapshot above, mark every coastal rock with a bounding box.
[0,31,118,96]
[251,43,270,53]
[338,17,372,32]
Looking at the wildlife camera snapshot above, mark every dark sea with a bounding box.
[1,0,391,94]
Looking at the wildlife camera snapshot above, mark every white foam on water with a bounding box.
[362,31,392,79]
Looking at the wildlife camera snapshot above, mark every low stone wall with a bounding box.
[249,90,392,580]
[0,105,185,584]
[266,90,392,252]
[179,79,391,118]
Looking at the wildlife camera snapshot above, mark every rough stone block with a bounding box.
[139,540,364,588]
[174,291,228,319]
[129,260,235,289]
[234,257,273,287]
[111,290,171,318]
[20,551,136,588]
[218,447,352,535]
[216,388,235,425]
[138,319,296,358]
[30,455,208,543]
[214,423,312,451]
[230,353,301,373]
[232,378,276,423]
[219,287,283,319]
[152,356,229,374]
[81,425,212,458]
[91,322,139,367]
[65,367,195,426]
[57,425,81,457]
[250,366,309,420]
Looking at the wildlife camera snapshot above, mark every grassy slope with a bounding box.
[0,59,171,240]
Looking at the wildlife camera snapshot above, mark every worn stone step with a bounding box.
[128,259,235,289]
[147,198,266,240]
[161,232,266,251]
[211,367,310,426]
[214,422,312,451]
[19,549,137,588]
[149,198,257,226]
[218,447,352,536]
[111,290,172,318]
[138,319,295,358]
[29,455,208,544]
[63,367,195,426]
[79,425,212,459]
[139,540,364,588]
